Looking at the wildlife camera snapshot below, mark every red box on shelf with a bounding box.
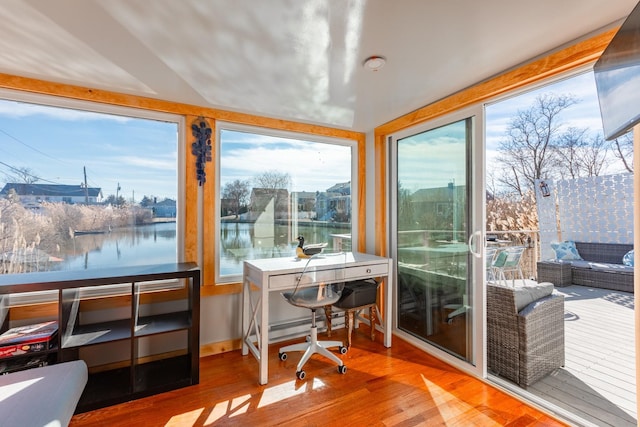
[0,321,58,358]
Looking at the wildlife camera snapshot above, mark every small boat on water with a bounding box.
[73,226,111,236]
[73,230,107,236]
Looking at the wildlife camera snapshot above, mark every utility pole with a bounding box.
[84,166,89,204]
[116,182,121,205]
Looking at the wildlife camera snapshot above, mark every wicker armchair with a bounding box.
[487,283,565,387]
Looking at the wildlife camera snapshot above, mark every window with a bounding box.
[216,123,356,283]
[0,92,183,276]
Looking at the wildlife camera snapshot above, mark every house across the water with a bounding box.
[0,183,103,207]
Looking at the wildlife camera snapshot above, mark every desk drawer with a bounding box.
[268,261,389,290]
[342,263,388,281]
[269,269,337,290]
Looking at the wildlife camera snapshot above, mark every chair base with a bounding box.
[278,325,346,378]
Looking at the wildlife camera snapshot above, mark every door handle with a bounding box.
[468,230,482,258]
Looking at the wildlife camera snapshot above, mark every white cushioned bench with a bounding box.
[0,360,87,427]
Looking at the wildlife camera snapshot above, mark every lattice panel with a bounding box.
[535,179,559,260]
[536,173,634,257]
[557,173,634,244]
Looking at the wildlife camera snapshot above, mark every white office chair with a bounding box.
[278,253,348,380]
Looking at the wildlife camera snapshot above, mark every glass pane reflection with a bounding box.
[396,119,471,361]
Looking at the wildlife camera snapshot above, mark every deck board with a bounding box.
[526,285,636,427]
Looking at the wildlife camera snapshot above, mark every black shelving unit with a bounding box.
[0,262,200,413]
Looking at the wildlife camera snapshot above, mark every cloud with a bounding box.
[220,130,352,191]
[0,99,131,122]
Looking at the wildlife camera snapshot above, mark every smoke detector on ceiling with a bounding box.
[363,56,386,71]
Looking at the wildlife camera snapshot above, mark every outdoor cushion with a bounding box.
[513,282,554,311]
[565,260,592,269]
[551,241,582,260]
[492,250,508,267]
[623,249,634,267]
[588,262,634,274]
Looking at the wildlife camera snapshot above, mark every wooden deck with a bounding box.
[512,285,637,427]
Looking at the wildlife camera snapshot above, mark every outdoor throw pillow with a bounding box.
[550,241,582,260]
[623,249,634,267]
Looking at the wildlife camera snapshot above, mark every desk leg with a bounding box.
[384,263,393,348]
[242,277,249,356]
[259,284,269,385]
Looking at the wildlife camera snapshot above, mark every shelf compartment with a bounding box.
[133,354,192,394]
[135,311,191,337]
[77,366,132,413]
[63,318,132,348]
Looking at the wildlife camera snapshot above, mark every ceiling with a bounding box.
[0,0,637,133]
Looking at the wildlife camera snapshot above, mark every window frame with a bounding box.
[214,120,359,285]
[0,88,186,279]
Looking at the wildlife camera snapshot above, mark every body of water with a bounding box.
[219,221,350,276]
[57,221,350,277]
[60,222,177,271]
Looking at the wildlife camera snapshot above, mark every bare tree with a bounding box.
[496,93,578,195]
[555,127,609,179]
[611,132,634,173]
[222,179,250,219]
[253,170,291,190]
[555,127,587,179]
[3,166,40,184]
[578,133,609,177]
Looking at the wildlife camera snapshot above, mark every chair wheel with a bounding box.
[339,346,347,354]
[296,370,306,380]
[279,352,287,361]
[338,365,347,374]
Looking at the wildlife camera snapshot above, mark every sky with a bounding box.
[397,120,467,193]
[219,128,352,193]
[394,70,615,194]
[0,100,178,201]
[485,70,612,171]
[0,98,354,201]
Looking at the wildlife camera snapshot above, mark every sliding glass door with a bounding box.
[391,111,483,365]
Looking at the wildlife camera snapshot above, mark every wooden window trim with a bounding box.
[372,27,618,256]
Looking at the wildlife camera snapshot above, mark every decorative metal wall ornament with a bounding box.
[191,117,212,186]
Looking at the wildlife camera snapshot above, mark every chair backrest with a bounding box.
[286,252,346,309]
[492,246,525,270]
[486,247,498,280]
[486,247,498,270]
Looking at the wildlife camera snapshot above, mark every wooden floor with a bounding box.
[70,329,566,426]
[526,285,637,427]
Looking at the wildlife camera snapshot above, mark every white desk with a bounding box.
[242,252,393,385]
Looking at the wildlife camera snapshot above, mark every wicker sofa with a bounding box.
[538,242,634,293]
[487,282,565,387]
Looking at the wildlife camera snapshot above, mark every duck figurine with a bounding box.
[295,235,327,258]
